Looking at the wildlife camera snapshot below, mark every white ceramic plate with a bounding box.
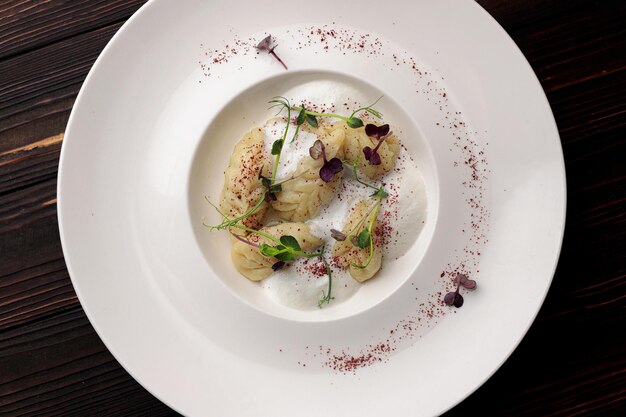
[58,0,566,415]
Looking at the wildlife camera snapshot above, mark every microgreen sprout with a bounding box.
[268,96,294,182]
[251,229,334,307]
[258,172,282,201]
[309,139,343,182]
[317,252,335,308]
[443,273,477,308]
[327,160,389,269]
[207,169,307,231]
[348,201,379,270]
[204,195,266,231]
[363,123,391,166]
[343,158,388,199]
[290,96,384,129]
[256,35,288,70]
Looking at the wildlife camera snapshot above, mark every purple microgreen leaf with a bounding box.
[256,35,288,70]
[272,261,286,271]
[256,35,272,51]
[444,291,464,307]
[326,157,343,174]
[452,292,464,307]
[443,291,456,306]
[369,150,382,165]
[378,124,390,137]
[365,123,378,138]
[264,192,277,202]
[320,157,343,182]
[365,123,390,140]
[454,273,467,285]
[330,229,346,241]
[462,279,477,290]
[363,146,373,161]
[319,164,336,182]
[309,139,324,160]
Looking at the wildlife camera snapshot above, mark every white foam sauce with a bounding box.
[260,125,427,311]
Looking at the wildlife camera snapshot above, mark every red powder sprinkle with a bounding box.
[297,258,328,277]
[197,24,490,373]
[323,342,395,373]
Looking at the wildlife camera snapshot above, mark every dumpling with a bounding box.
[231,222,324,281]
[270,125,346,222]
[332,200,382,282]
[219,128,271,234]
[343,124,400,179]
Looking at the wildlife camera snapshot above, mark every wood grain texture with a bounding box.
[0,0,624,415]
[0,0,146,59]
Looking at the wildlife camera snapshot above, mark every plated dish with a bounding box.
[58,0,566,416]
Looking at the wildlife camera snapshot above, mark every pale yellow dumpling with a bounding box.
[343,125,400,179]
[219,128,271,234]
[332,200,382,282]
[271,124,346,222]
[231,222,324,281]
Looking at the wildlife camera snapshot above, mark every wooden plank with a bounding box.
[476,0,600,31]
[0,309,175,416]
[0,23,125,153]
[0,0,147,60]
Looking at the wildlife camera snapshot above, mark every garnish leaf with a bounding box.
[309,139,324,160]
[369,151,382,165]
[346,117,364,128]
[256,35,272,51]
[330,229,346,241]
[296,108,306,126]
[259,243,280,257]
[272,261,286,271]
[305,114,318,128]
[271,139,284,155]
[455,273,477,290]
[320,157,343,182]
[444,291,464,307]
[279,235,301,252]
[363,146,373,160]
[356,229,371,248]
[365,123,390,139]
[371,188,389,199]
[256,35,288,70]
[275,251,296,262]
[363,146,382,165]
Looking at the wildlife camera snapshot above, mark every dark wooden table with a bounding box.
[1,1,624,415]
